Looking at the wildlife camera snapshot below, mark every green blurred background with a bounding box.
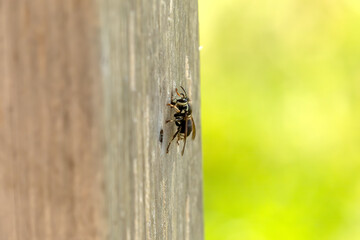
[199,0,360,239]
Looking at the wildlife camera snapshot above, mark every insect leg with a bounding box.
[166,129,180,153]
[167,103,181,113]
[165,119,175,124]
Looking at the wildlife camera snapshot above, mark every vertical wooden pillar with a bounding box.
[0,0,203,239]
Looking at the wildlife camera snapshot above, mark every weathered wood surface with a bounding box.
[0,0,203,239]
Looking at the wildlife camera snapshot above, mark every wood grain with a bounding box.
[99,0,203,239]
[0,0,203,239]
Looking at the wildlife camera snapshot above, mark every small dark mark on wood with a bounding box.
[159,129,164,143]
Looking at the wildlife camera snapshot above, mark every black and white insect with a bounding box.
[166,87,196,155]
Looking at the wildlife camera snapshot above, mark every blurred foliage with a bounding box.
[199,0,360,239]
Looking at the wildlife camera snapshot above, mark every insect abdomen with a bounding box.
[180,119,192,136]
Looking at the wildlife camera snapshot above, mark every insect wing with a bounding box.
[191,116,196,140]
[181,113,188,156]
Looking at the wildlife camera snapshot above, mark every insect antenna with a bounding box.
[175,88,182,97]
[180,86,188,98]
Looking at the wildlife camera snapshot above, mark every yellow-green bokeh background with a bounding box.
[199,1,360,239]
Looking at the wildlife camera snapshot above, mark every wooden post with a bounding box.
[0,0,203,239]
